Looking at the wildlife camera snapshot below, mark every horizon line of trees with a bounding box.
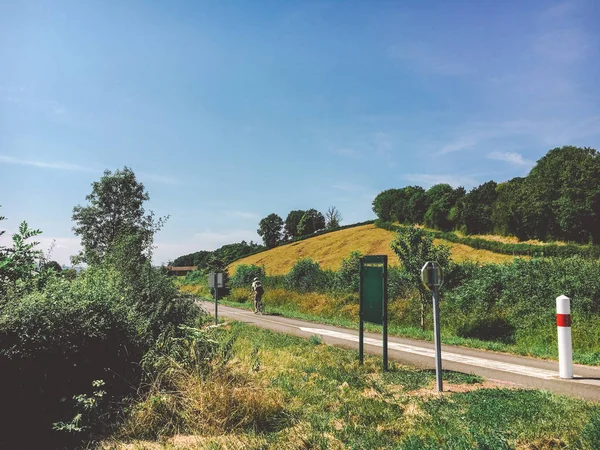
[372,146,600,244]
[257,206,342,248]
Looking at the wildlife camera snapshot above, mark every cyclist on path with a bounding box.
[251,277,264,314]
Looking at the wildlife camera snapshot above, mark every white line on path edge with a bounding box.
[300,327,568,382]
[214,305,600,385]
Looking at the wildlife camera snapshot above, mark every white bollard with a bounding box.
[556,295,573,379]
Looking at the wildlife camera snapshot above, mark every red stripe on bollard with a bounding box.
[557,314,571,327]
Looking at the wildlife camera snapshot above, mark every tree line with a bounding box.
[372,146,600,244]
[170,241,264,270]
[257,206,342,248]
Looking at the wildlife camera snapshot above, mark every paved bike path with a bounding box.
[199,301,600,401]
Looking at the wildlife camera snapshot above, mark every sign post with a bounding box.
[421,261,444,392]
[208,272,224,325]
[359,255,388,370]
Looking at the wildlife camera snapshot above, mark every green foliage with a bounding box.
[53,380,107,434]
[257,213,284,248]
[390,226,451,329]
[0,261,201,448]
[377,220,600,259]
[284,258,332,292]
[72,167,167,265]
[333,251,362,293]
[172,241,264,269]
[0,220,43,294]
[372,146,600,244]
[388,266,415,300]
[457,180,498,234]
[230,264,266,288]
[424,184,465,231]
[284,209,306,240]
[372,188,403,221]
[297,208,326,236]
[386,186,428,224]
[43,260,62,272]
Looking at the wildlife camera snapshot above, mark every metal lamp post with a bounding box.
[421,261,444,392]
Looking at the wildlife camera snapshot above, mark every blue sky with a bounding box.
[1,0,599,265]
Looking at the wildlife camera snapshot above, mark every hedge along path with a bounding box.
[229,224,518,276]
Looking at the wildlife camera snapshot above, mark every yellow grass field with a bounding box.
[228,224,519,276]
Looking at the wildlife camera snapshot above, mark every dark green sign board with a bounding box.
[359,255,388,370]
[360,255,387,325]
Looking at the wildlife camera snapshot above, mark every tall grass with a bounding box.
[105,323,600,449]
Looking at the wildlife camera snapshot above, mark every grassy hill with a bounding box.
[229,223,518,275]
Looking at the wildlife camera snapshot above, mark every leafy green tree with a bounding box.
[527,146,600,242]
[284,210,306,240]
[406,187,429,224]
[257,213,283,248]
[325,206,342,229]
[457,181,498,234]
[42,261,62,273]
[424,184,465,231]
[297,209,325,236]
[391,226,451,330]
[372,189,403,221]
[72,167,167,265]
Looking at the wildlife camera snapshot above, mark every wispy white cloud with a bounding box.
[331,147,362,159]
[541,1,575,20]
[487,152,533,166]
[436,120,541,155]
[138,172,184,186]
[222,210,260,220]
[0,155,94,172]
[331,183,367,193]
[0,155,185,186]
[403,173,478,189]
[390,41,470,76]
[533,28,591,63]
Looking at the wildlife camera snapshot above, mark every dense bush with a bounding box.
[230,264,266,288]
[442,256,600,346]
[333,251,362,293]
[284,258,334,293]
[0,264,200,448]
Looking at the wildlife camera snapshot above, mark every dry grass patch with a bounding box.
[120,369,287,441]
[229,224,520,275]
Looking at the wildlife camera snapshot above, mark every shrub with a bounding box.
[333,251,362,293]
[388,267,415,300]
[284,258,332,293]
[456,315,516,343]
[0,264,201,448]
[230,264,266,288]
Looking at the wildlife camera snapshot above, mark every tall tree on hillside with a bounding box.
[372,189,403,221]
[457,181,498,235]
[297,209,326,236]
[424,184,465,231]
[325,206,342,229]
[257,213,284,248]
[72,167,167,265]
[391,186,427,224]
[284,210,306,240]
[527,146,600,243]
[391,226,451,330]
